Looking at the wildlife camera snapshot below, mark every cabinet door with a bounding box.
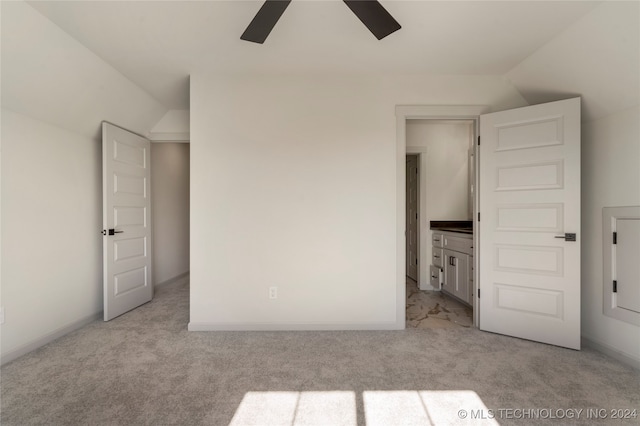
[455,254,469,303]
[443,250,456,297]
[444,250,469,304]
[443,250,452,295]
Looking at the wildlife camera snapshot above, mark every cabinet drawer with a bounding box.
[430,265,442,290]
[432,232,443,248]
[443,235,473,255]
[432,248,444,268]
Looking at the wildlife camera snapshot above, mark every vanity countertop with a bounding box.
[435,227,473,235]
[430,220,473,235]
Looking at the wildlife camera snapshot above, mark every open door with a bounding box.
[479,98,580,350]
[102,122,153,321]
[406,155,419,282]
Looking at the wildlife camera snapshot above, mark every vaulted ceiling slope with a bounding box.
[1,1,167,140]
[25,0,607,112]
[506,0,639,122]
[4,1,637,125]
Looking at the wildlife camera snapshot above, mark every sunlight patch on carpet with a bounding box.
[229,390,496,425]
[229,391,357,426]
[364,390,498,425]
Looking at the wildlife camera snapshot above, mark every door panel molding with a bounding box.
[479,98,581,350]
[103,122,153,321]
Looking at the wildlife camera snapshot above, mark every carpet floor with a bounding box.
[2,279,639,425]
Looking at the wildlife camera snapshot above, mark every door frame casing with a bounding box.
[395,105,489,329]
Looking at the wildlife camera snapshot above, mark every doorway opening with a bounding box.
[404,119,476,329]
[397,100,582,349]
[150,142,191,292]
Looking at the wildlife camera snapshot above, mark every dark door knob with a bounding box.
[554,233,576,241]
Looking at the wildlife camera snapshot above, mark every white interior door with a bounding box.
[479,98,580,350]
[406,155,419,281]
[102,122,153,321]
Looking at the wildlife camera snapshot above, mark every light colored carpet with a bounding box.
[2,279,639,425]
[406,278,473,329]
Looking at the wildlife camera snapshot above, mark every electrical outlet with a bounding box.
[269,287,278,299]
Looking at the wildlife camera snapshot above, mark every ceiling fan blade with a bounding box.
[343,0,401,40]
[241,0,292,44]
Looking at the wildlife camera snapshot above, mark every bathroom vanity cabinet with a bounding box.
[431,230,473,306]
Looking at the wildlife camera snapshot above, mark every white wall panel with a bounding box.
[494,283,563,319]
[114,237,147,263]
[1,109,103,359]
[494,245,563,276]
[496,116,563,151]
[582,106,640,364]
[114,267,148,296]
[189,73,526,329]
[496,204,563,233]
[0,2,166,361]
[496,160,564,191]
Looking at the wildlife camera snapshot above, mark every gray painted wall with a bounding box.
[151,143,190,285]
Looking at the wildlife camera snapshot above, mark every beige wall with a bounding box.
[151,143,190,285]
[1,109,102,360]
[0,2,166,362]
[189,73,526,330]
[504,1,639,365]
[581,106,640,363]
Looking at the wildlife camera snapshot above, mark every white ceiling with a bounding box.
[28,0,601,110]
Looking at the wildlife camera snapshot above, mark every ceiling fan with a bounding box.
[241,0,401,44]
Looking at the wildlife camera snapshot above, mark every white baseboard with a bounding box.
[1,312,102,366]
[582,335,640,370]
[188,321,402,331]
[154,271,189,289]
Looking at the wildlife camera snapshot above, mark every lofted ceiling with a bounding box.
[27,0,601,110]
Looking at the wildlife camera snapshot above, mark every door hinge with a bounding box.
[613,232,617,244]
[478,288,480,298]
[477,212,480,221]
[613,280,617,293]
[415,258,418,265]
[416,213,418,220]
[477,136,480,146]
